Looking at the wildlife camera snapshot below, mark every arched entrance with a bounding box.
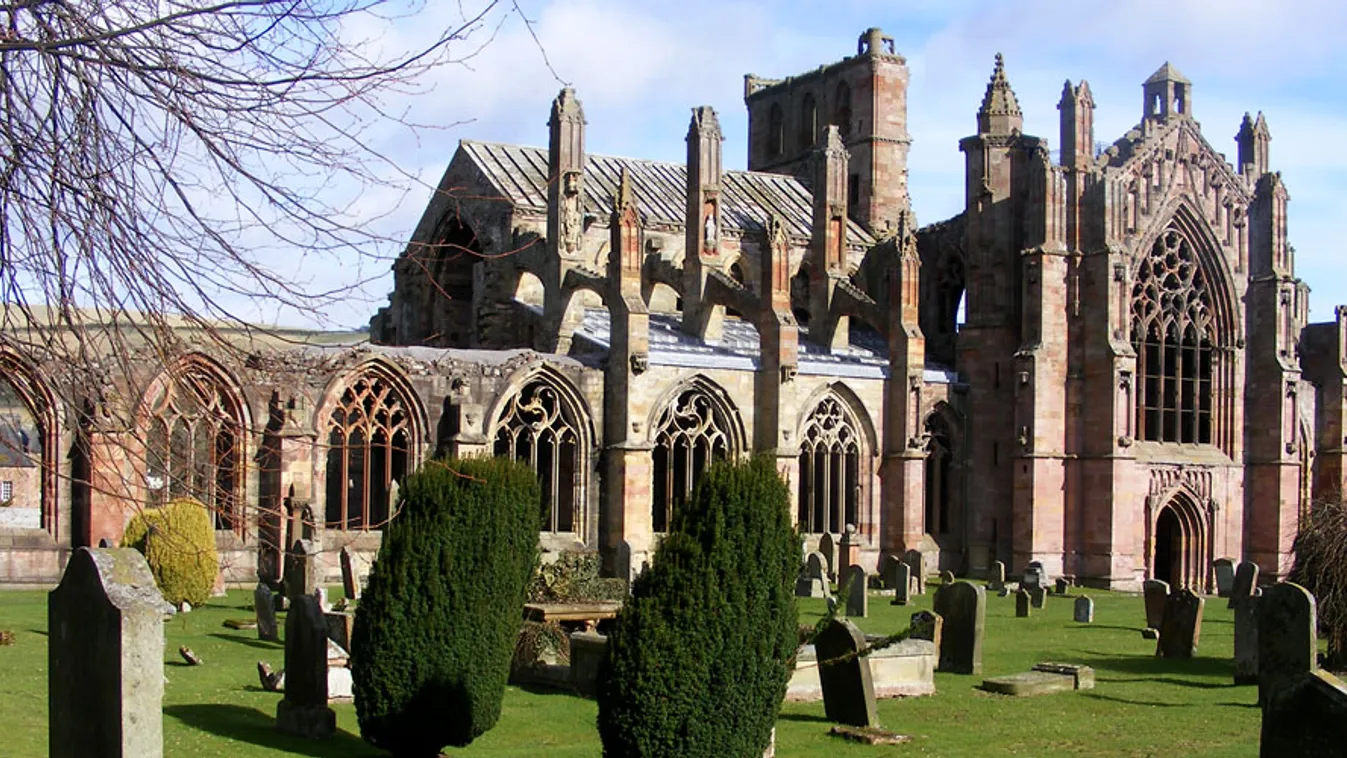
[1154,506,1182,587]
[1150,493,1208,590]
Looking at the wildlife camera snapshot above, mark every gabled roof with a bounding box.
[1144,62,1190,85]
[459,141,875,247]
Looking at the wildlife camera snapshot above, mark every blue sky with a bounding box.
[303,0,1347,330]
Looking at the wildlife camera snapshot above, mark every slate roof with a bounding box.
[459,141,875,247]
[573,308,957,382]
[1144,62,1190,85]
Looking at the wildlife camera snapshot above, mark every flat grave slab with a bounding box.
[980,663,1095,697]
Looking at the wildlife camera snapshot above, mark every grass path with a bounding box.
[0,584,1259,756]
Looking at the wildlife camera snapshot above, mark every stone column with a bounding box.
[879,221,926,556]
[807,126,851,352]
[682,105,726,343]
[50,547,174,758]
[755,213,801,521]
[542,87,588,353]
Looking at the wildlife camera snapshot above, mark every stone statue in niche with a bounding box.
[703,201,717,250]
[561,169,582,256]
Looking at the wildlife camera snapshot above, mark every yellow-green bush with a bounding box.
[121,498,218,606]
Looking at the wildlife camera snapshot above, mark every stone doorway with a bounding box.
[1149,493,1208,590]
[1154,506,1183,587]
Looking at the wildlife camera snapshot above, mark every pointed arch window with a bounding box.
[797,397,861,535]
[767,103,785,158]
[834,81,852,138]
[652,386,737,532]
[1132,228,1215,444]
[493,379,584,535]
[145,365,245,532]
[801,93,818,147]
[324,372,412,531]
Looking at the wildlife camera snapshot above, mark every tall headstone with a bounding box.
[1230,561,1260,610]
[882,554,905,591]
[903,549,926,595]
[284,539,320,603]
[339,547,361,602]
[276,594,336,739]
[1016,588,1031,618]
[1213,558,1235,598]
[1157,588,1205,658]
[49,547,174,758]
[1022,561,1049,591]
[1074,596,1094,624]
[1143,579,1170,630]
[1029,586,1048,609]
[1257,582,1317,696]
[805,552,827,583]
[843,565,868,618]
[818,533,836,580]
[1234,594,1259,685]
[814,619,879,728]
[933,581,985,675]
[255,582,279,642]
[988,561,1006,592]
[838,525,860,572]
[890,562,911,606]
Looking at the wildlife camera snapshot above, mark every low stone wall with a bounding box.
[786,637,937,701]
[0,531,66,585]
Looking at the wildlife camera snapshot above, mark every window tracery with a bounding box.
[493,380,582,535]
[651,386,735,532]
[797,397,860,534]
[144,366,244,532]
[324,372,411,530]
[1131,227,1214,444]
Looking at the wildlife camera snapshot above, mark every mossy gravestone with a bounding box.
[815,619,879,728]
[49,547,174,758]
[1229,560,1259,610]
[1142,579,1169,630]
[843,565,868,618]
[1157,588,1204,658]
[933,581,985,674]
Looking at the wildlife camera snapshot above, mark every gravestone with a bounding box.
[325,611,355,652]
[796,576,827,599]
[284,539,320,603]
[1157,588,1205,658]
[1142,579,1170,631]
[843,565,868,618]
[939,569,955,586]
[1213,557,1235,598]
[49,547,174,758]
[1016,589,1031,618]
[1074,596,1094,624]
[1258,582,1317,696]
[890,562,911,606]
[1022,561,1047,591]
[882,554,905,591]
[910,610,942,653]
[838,525,860,572]
[1054,577,1071,595]
[805,552,827,583]
[276,594,336,739]
[1229,560,1259,610]
[339,547,361,602]
[814,619,879,728]
[1029,586,1048,609]
[933,581,985,675]
[819,533,837,580]
[988,561,1006,592]
[255,583,279,642]
[903,550,926,595]
[1234,594,1259,685]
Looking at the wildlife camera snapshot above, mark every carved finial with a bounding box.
[687,106,722,140]
[549,87,585,126]
[819,124,846,156]
[615,167,637,213]
[978,53,1022,134]
[766,212,787,249]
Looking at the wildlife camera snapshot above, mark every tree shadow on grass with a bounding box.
[776,712,831,723]
[165,704,376,757]
[1080,692,1193,708]
[1075,650,1236,684]
[1062,625,1141,633]
[210,632,284,651]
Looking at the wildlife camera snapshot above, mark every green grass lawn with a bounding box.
[0,583,1259,757]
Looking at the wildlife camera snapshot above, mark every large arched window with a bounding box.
[800,93,818,148]
[144,363,245,532]
[767,103,785,158]
[925,415,954,535]
[834,81,852,138]
[1132,227,1214,444]
[651,384,739,532]
[493,379,584,535]
[797,397,861,535]
[0,353,56,535]
[324,370,413,531]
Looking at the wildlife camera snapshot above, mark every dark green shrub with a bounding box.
[351,457,541,757]
[120,498,218,607]
[597,456,799,758]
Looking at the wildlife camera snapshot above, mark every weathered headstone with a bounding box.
[939,569,955,586]
[838,525,860,572]
[339,546,361,602]
[910,610,943,653]
[1234,594,1259,685]
[1256,584,1347,757]
[988,561,1006,592]
[1142,579,1170,632]
[933,581,985,675]
[1029,586,1048,609]
[903,549,926,595]
[257,660,285,692]
[284,539,320,603]
[325,611,355,652]
[796,575,827,599]
[814,619,879,728]
[799,552,829,598]
[1073,596,1094,623]
[805,552,827,583]
[819,533,837,580]
[890,562,911,606]
[843,565,868,618]
[1023,561,1047,591]
[1258,582,1317,695]
[882,554,905,591]
[1157,588,1205,658]
[255,582,279,642]
[1213,557,1235,598]
[1016,588,1031,618]
[1054,577,1071,595]
[49,547,174,758]
[1229,560,1259,610]
[276,594,336,738]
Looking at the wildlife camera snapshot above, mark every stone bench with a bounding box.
[786,636,937,701]
[523,602,621,632]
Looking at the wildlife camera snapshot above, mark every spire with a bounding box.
[1058,79,1095,170]
[977,53,1023,135]
[1142,62,1192,123]
[1237,111,1272,177]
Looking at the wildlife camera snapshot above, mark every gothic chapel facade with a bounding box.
[1,29,1339,591]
